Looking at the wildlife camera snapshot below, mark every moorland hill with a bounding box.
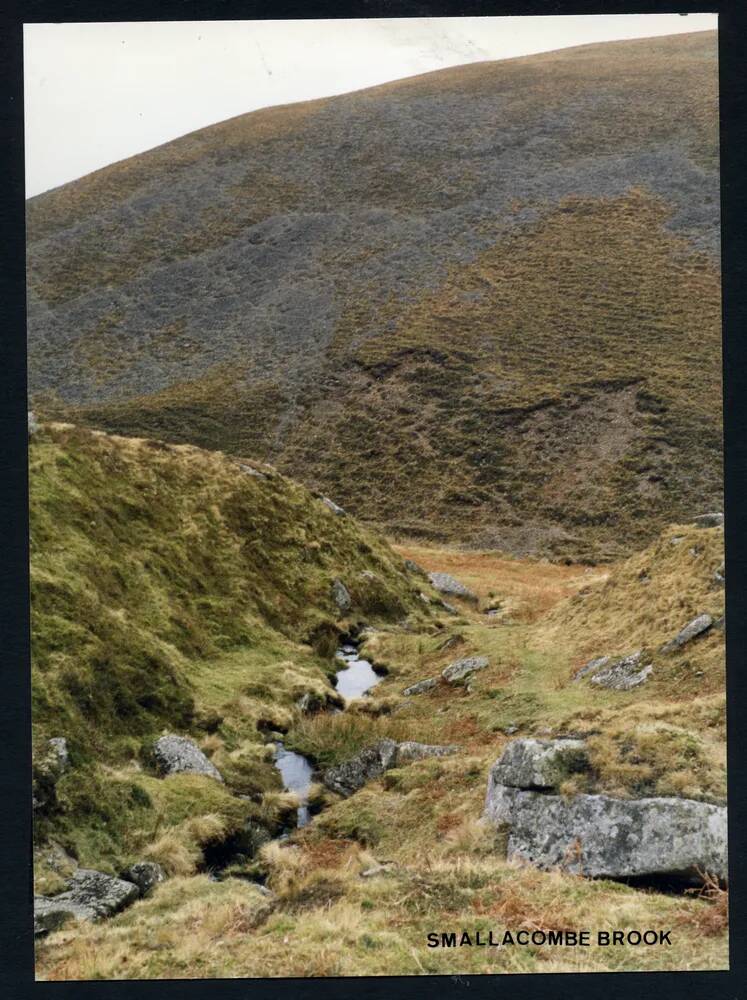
[27,32,722,560]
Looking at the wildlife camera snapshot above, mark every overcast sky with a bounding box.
[24,14,717,198]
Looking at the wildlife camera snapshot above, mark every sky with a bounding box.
[23,14,717,198]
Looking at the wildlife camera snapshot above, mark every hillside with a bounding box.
[32,424,727,977]
[30,422,431,887]
[27,31,721,559]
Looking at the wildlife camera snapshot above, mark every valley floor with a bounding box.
[35,533,727,980]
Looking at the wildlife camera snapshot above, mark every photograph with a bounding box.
[24,12,727,980]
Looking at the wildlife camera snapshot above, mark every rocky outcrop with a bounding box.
[573,656,610,683]
[121,861,165,897]
[693,512,724,528]
[428,572,478,604]
[152,734,224,782]
[660,613,714,654]
[34,870,140,937]
[331,578,352,613]
[576,651,653,690]
[442,656,489,683]
[396,741,458,764]
[483,739,727,881]
[323,739,459,796]
[402,677,438,696]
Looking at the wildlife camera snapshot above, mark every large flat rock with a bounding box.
[484,742,727,881]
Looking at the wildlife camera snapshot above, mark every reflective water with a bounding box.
[274,743,314,827]
[334,645,383,699]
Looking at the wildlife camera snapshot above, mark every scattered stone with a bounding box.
[693,512,724,528]
[489,738,589,790]
[403,559,426,576]
[714,616,725,631]
[47,737,70,771]
[402,677,438,696]
[238,463,266,479]
[670,535,685,545]
[321,496,346,516]
[428,572,478,604]
[396,741,458,764]
[435,633,463,652]
[121,861,165,897]
[572,656,610,683]
[504,725,518,735]
[360,862,396,878]
[588,651,653,691]
[713,563,725,588]
[442,656,489,683]
[28,411,39,435]
[440,601,459,614]
[484,782,727,882]
[35,870,140,936]
[33,737,71,814]
[331,578,352,613]
[152,734,224,782]
[660,614,714,654]
[418,592,431,605]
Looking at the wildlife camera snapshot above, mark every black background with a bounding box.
[1,2,745,997]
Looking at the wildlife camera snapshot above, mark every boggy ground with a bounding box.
[35,510,727,979]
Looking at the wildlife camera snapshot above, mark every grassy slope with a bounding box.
[35,476,727,976]
[27,32,722,559]
[31,423,431,890]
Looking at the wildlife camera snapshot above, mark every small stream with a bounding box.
[272,640,382,827]
[334,642,383,699]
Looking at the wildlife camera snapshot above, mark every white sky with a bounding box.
[24,14,717,198]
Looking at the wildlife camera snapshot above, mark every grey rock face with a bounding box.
[428,572,478,604]
[660,613,714,654]
[321,496,346,516]
[490,738,588,790]
[588,651,653,690]
[331,578,352,613]
[573,656,610,682]
[442,656,489,683]
[693,512,724,528]
[323,739,399,797]
[34,869,140,936]
[484,783,727,881]
[121,861,166,897]
[152,734,224,782]
[396,741,458,764]
[402,677,438,696]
